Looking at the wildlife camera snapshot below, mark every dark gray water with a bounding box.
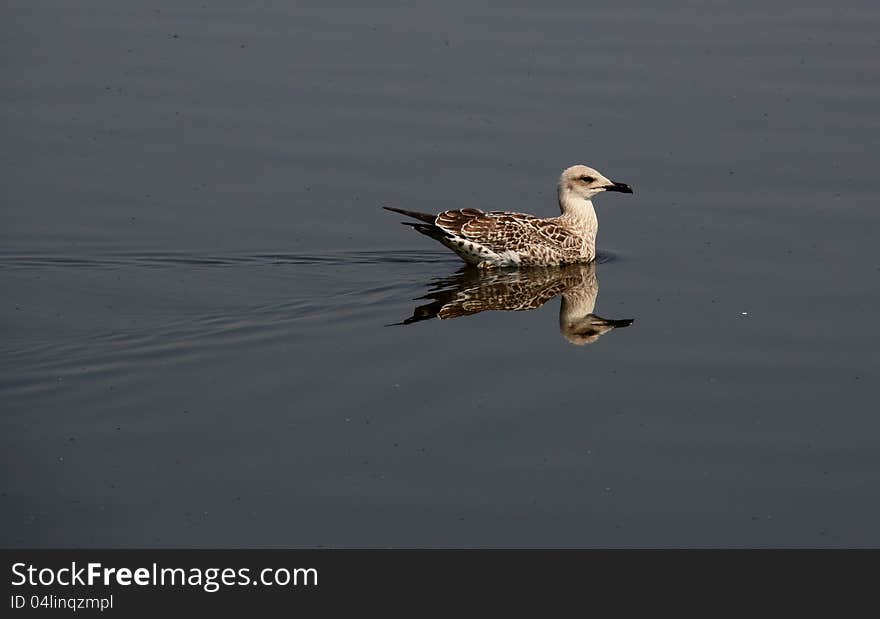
[2,0,878,547]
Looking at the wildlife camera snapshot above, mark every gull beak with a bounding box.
[603,181,633,194]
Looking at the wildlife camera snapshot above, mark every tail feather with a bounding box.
[402,221,449,242]
[382,206,437,224]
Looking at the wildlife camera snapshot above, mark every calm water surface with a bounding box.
[2,1,879,547]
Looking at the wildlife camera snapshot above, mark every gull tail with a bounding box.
[400,222,449,243]
[382,206,451,242]
[382,206,437,224]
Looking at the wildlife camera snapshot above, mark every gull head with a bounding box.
[558,164,633,201]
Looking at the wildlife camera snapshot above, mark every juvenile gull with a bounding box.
[383,164,632,268]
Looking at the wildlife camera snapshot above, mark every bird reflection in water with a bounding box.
[396,261,633,346]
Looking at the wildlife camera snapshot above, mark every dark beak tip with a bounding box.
[606,182,633,194]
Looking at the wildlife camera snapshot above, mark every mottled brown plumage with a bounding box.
[383,164,632,268]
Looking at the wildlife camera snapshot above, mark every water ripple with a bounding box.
[0,248,618,270]
[0,249,460,270]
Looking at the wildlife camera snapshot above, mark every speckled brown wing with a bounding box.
[435,209,579,255]
[433,208,485,234]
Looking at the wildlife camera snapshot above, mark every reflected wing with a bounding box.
[437,275,570,319]
[397,264,590,324]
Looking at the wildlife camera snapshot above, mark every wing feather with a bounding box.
[435,209,579,254]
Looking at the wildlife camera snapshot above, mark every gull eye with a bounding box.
[580,175,595,183]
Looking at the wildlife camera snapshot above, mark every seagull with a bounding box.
[383,164,632,268]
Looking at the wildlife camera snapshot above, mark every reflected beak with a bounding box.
[604,181,633,194]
